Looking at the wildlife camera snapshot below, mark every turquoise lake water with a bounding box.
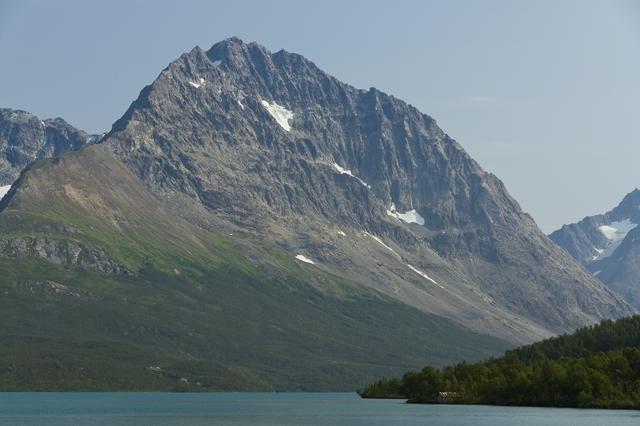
[1,392,639,425]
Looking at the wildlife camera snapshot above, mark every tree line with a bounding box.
[359,316,640,408]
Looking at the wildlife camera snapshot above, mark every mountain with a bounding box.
[0,38,633,390]
[0,108,97,189]
[106,37,632,339]
[550,189,640,308]
[360,315,640,409]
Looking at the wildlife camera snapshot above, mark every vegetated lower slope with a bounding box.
[360,316,640,409]
[0,145,509,391]
[550,189,640,309]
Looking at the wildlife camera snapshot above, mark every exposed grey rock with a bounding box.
[18,280,90,298]
[0,236,129,274]
[0,108,96,186]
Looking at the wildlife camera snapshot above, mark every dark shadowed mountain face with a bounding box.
[0,38,633,390]
[550,189,640,309]
[0,109,96,186]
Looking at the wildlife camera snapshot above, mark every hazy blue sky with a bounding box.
[1,0,638,231]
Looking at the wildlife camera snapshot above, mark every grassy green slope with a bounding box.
[0,146,510,391]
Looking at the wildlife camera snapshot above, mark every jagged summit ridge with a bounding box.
[108,38,485,230]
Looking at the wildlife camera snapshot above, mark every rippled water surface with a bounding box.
[1,392,639,425]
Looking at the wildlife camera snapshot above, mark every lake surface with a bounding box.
[1,392,639,425]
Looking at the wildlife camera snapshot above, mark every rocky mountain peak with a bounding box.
[612,188,640,220]
[93,39,634,341]
[0,108,93,185]
[106,38,510,236]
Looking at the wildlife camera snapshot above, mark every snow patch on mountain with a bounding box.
[364,232,395,253]
[188,77,205,88]
[0,185,10,201]
[595,219,637,260]
[407,264,443,288]
[295,254,315,264]
[333,163,371,188]
[386,203,425,225]
[261,100,293,131]
[592,247,604,261]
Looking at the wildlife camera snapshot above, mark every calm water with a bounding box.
[0,392,639,426]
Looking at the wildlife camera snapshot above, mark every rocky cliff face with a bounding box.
[550,189,640,308]
[0,108,96,186]
[93,37,631,342]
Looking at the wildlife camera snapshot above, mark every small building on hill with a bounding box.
[436,392,458,403]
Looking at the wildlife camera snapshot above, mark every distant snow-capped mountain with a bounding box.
[550,189,640,308]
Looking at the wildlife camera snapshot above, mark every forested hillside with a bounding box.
[360,316,640,409]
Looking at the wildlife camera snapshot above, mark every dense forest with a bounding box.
[360,316,640,409]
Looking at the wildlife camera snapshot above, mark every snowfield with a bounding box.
[0,185,11,201]
[407,264,443,288]
[333,163,371,188]
[364,232,395,253]
[261,100,294,131]
[188,77,206,88]
[595,219,637,260]
[295,254,315,264]
[386,203,425,225]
